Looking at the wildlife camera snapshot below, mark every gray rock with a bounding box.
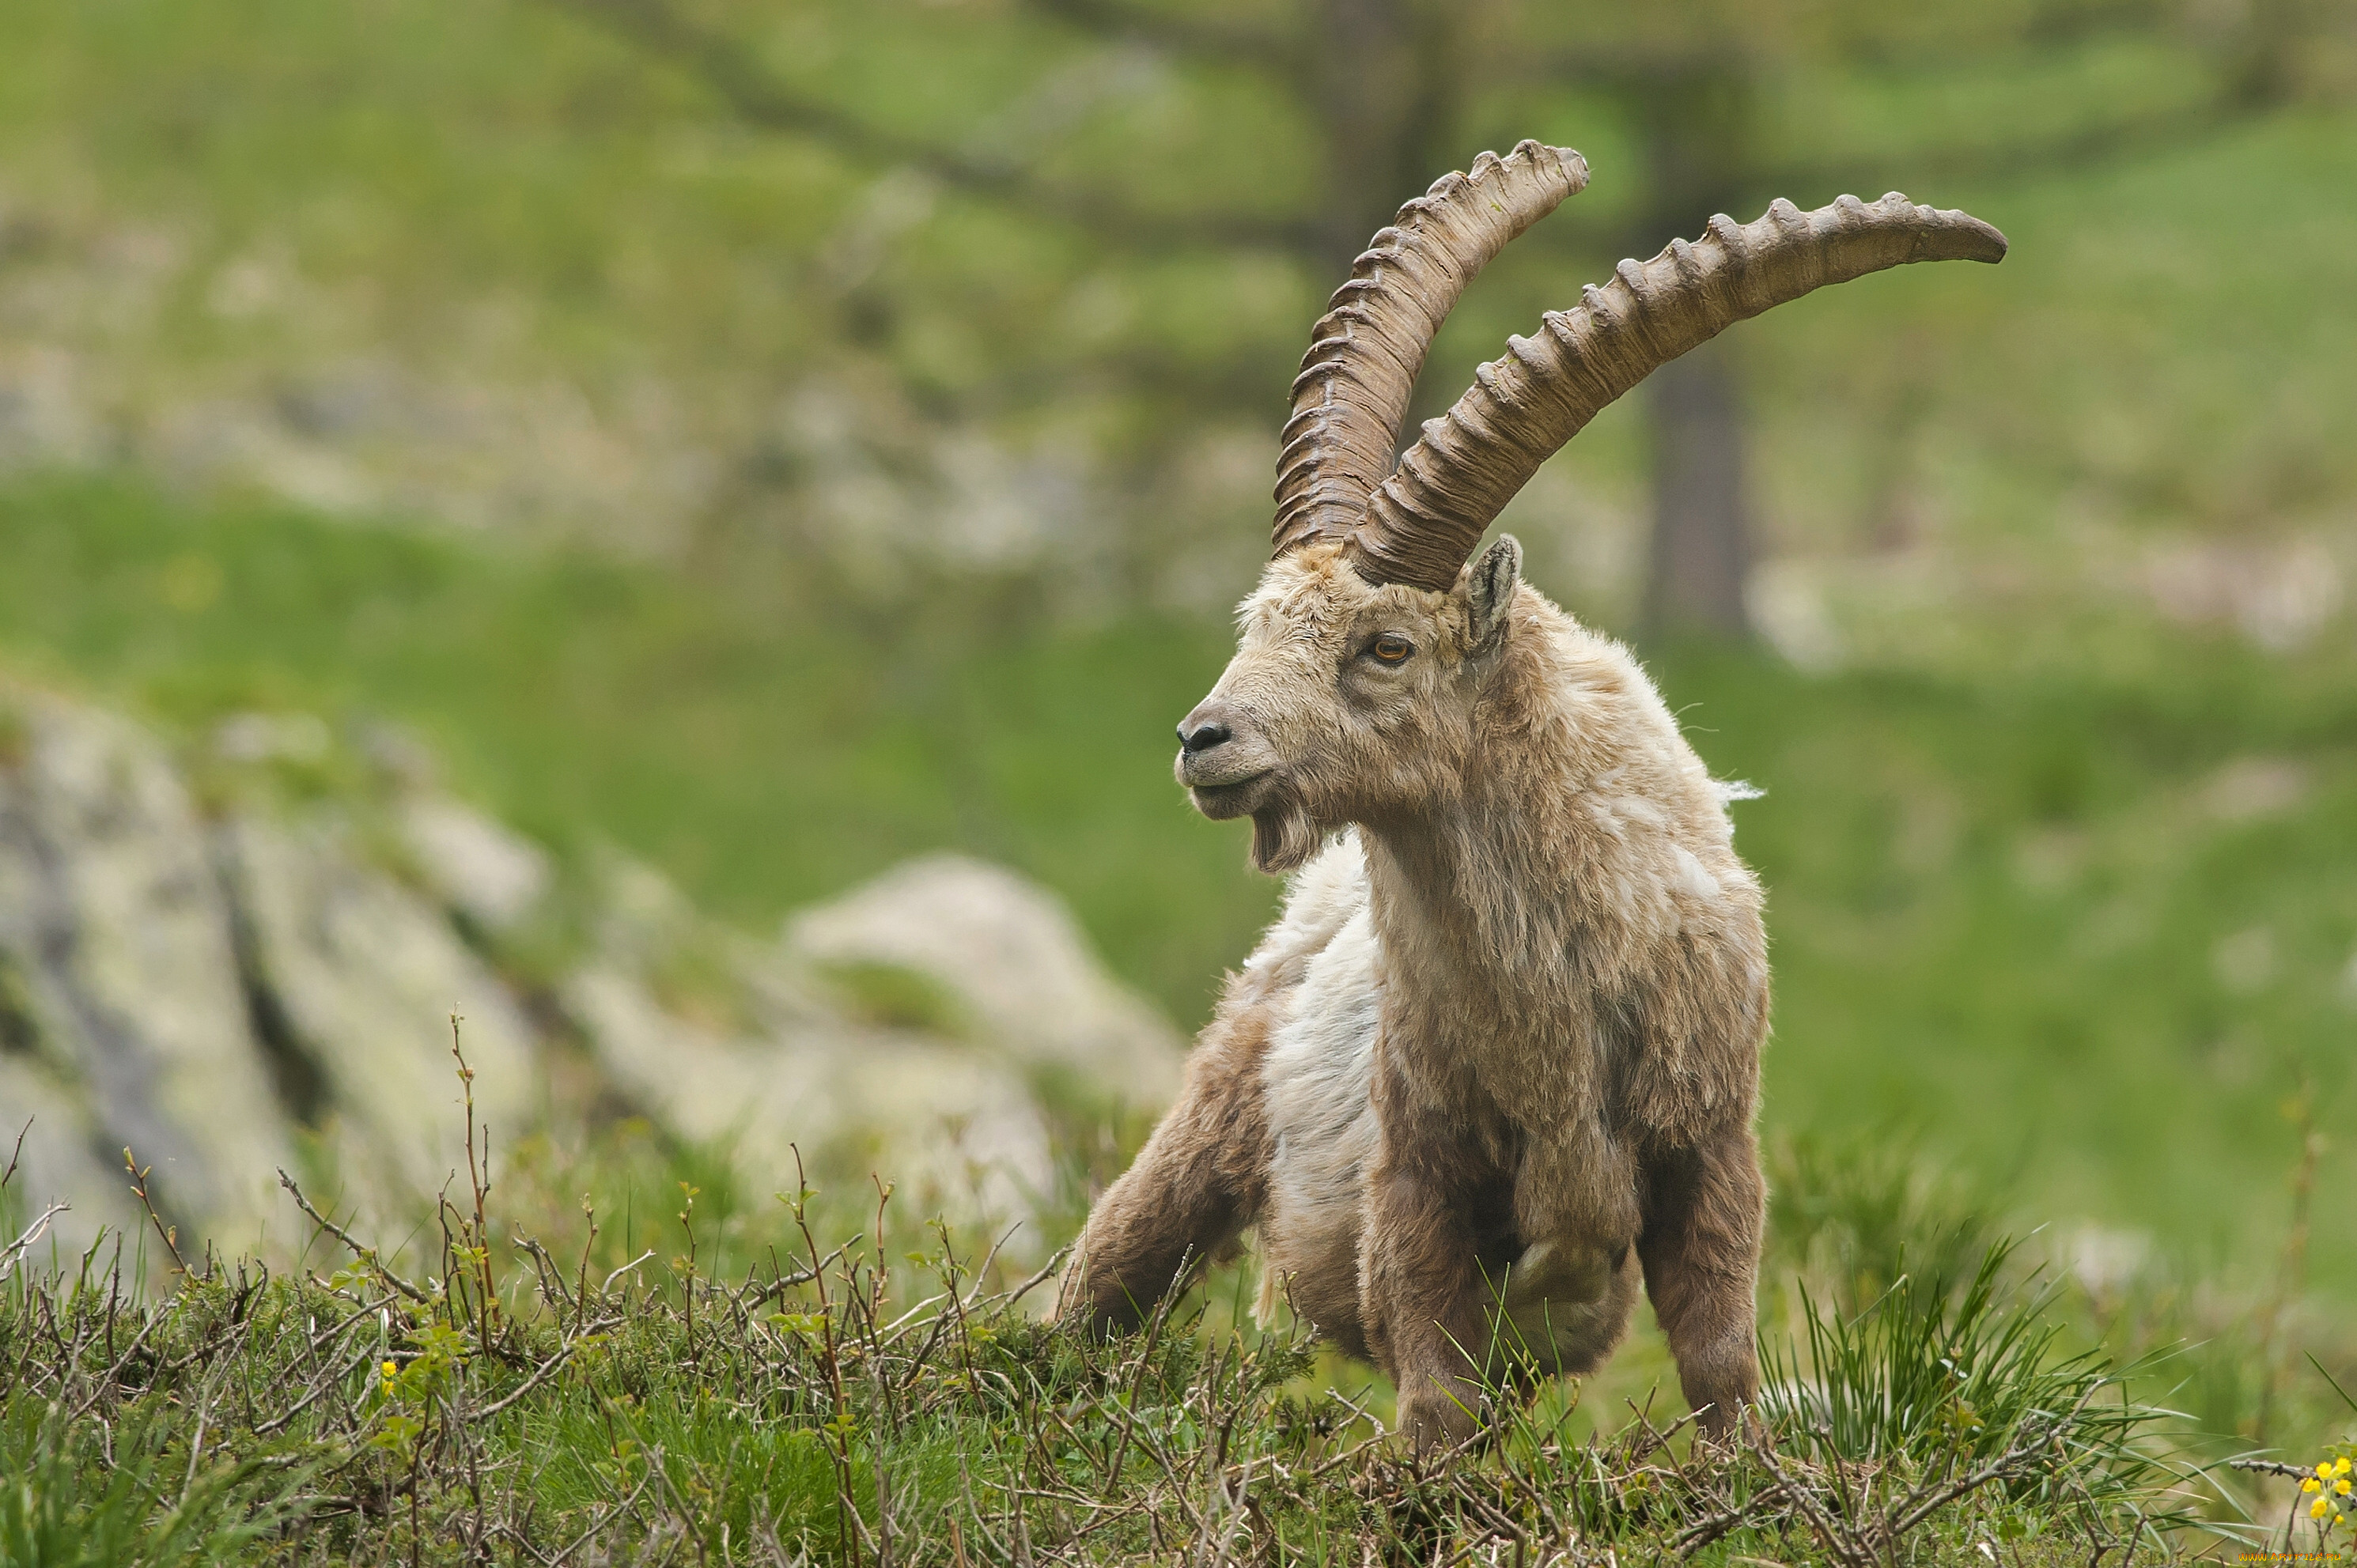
[220,815,540,1216]
[397,798,551,932]
[565,962,1054,1219]
[0,1052,145,1270]
[564,852,1076,1222]
[784,853,1182,1101]
[211,711,331,765]
[0,692,291,1252]
[0,684,1185,1254]
[562,962,838,1158]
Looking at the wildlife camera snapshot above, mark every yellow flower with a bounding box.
[382,1359,399,1377]
[2316,1498,2335,1520]
[2340,1479,2353,1496]
[2309,1477,2325,1492]
[2339,1457,2355,1476]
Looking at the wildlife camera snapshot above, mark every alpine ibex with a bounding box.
[1061,143,2004,1449]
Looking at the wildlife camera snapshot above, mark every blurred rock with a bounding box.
[566,962,834,1150]
[2140,534,2344,652]
[569,963,1055,1217]
[0,692,291,1252]
[0,682,1182,1268]
[220,815,540,1211]
[784,853,1182,1102]
[397,798,551,931]
[0,1052,144,1264]
[2199,756,2310,825]
[563,852,1076,1219]
[212,711,331,765]
[355,721,441,792]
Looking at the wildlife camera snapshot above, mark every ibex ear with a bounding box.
[1466,534,1522,651]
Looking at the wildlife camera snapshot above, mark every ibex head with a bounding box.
[1177,142,2005,872]
[1176,533,1522,874]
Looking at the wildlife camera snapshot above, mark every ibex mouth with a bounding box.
[1188,772,1273,819]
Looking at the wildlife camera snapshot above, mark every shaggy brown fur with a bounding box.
[1062,537,1770,1449]
[1063,965,1277,1331]
[1057,151,1999,1450]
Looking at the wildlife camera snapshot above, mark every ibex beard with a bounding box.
[1054,142,2004,1451]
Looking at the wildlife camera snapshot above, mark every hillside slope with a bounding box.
[1,475,2348,1309]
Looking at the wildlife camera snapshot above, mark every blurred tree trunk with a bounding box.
[1307,0,1462,278]
[1629,62,1758,640]
[1642,341,1753,637]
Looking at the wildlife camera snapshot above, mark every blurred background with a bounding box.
[0,0,2353,1436]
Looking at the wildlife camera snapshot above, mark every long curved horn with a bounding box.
[1344,191,2007,591]
[1273,141,1590,558]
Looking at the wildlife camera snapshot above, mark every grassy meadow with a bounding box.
[3,0,2356,1557]
[0,1238,2211,1564]
[2,472,2350,1312]
[0,1058,2331,1564]
[5,467,2356,1559]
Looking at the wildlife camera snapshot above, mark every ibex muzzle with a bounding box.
[1173,701,1269,816]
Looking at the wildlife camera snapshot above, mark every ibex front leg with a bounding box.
[1059,993,1275,1332]
[1359,1082,1502,1452]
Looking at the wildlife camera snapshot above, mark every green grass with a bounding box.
[2,5,2351,1552]
[0,1128,2269,1566]
[2,470,2352,1309]
[8,1030,2348,1562]
[0,1398,307,1567]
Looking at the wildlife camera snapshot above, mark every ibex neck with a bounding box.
[1360,761,1587,997]
[1356,607,1700,1008]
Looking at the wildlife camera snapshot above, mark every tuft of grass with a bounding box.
[1764,1241,2175,1491]
[0,1398,311,1568]
[1766,1130,2003,1318]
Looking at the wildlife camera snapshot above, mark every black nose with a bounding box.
[1178,720,1231,755]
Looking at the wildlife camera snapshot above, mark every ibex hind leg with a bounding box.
[1636,1127,1765,1441]
[1059,996,1277,1334]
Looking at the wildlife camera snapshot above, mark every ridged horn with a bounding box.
[1345,191,2008,591]
[1273,141,1590,558]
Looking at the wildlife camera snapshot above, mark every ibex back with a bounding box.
[1058,143,2005,1450]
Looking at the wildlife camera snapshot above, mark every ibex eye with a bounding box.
[1370,633,1413,664]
